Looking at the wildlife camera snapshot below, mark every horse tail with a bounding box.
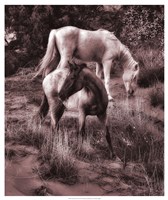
[31,94,49,132]
[33,30,59,79]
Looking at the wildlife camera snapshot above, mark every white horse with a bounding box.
[34,26,139,100]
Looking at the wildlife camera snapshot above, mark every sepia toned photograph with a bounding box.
[5,5,164,196]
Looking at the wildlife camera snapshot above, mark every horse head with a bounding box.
[122,62,139,97]
[59,62,86,101]
[119,44,140,97]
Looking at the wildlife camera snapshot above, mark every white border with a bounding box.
[1,1,167,200]
[1,0,167,5]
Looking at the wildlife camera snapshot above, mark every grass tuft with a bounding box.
[36,129,78,185]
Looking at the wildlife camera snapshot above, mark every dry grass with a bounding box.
[5,47,164,195]
[106,99,164,194]
[5,96,164,194]
[36,129,78,184]
[5,117,44,149]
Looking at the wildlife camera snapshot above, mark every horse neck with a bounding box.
[82,68,108,108]
[120,44,136,70]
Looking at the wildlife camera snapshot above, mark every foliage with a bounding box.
[133,47,164,87]
[138,67,164,88]
[119,6,164,49]
[5,49,19,76]
[5,48,37,76]
[5,5,164,58]
[149,83,164,109]
[5,5,53,57]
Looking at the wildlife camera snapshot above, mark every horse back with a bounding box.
[54,26,120,62]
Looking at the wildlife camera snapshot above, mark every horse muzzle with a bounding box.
[127,89,134,97]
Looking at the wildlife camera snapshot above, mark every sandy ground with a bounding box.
[5,70,164,196]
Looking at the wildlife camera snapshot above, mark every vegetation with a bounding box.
[119,6,164,49]
[149,83,164,109]
[134,47,164,88]
[5,5,164,50]
[109,101,164,184]
[5,90,164,194]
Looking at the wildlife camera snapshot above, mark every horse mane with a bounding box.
[119,44,137,69]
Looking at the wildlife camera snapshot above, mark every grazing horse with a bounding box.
[36,62,115,159]
[34,26,139,100]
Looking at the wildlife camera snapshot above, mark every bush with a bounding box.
[138,67,164,88]
[149,83,164,109]
[120,6,164,49]
[5,6,164,59]
[134,48,164,87]
[5,49,19,76]
[5,48,38,77]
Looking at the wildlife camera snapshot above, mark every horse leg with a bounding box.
[31,94,49,131]
[97,113,115,159]
[102,60,113,101]
[78,110,86,143]
[49,98,65,133]
[96,63,103,79]
[38,94,49,122]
